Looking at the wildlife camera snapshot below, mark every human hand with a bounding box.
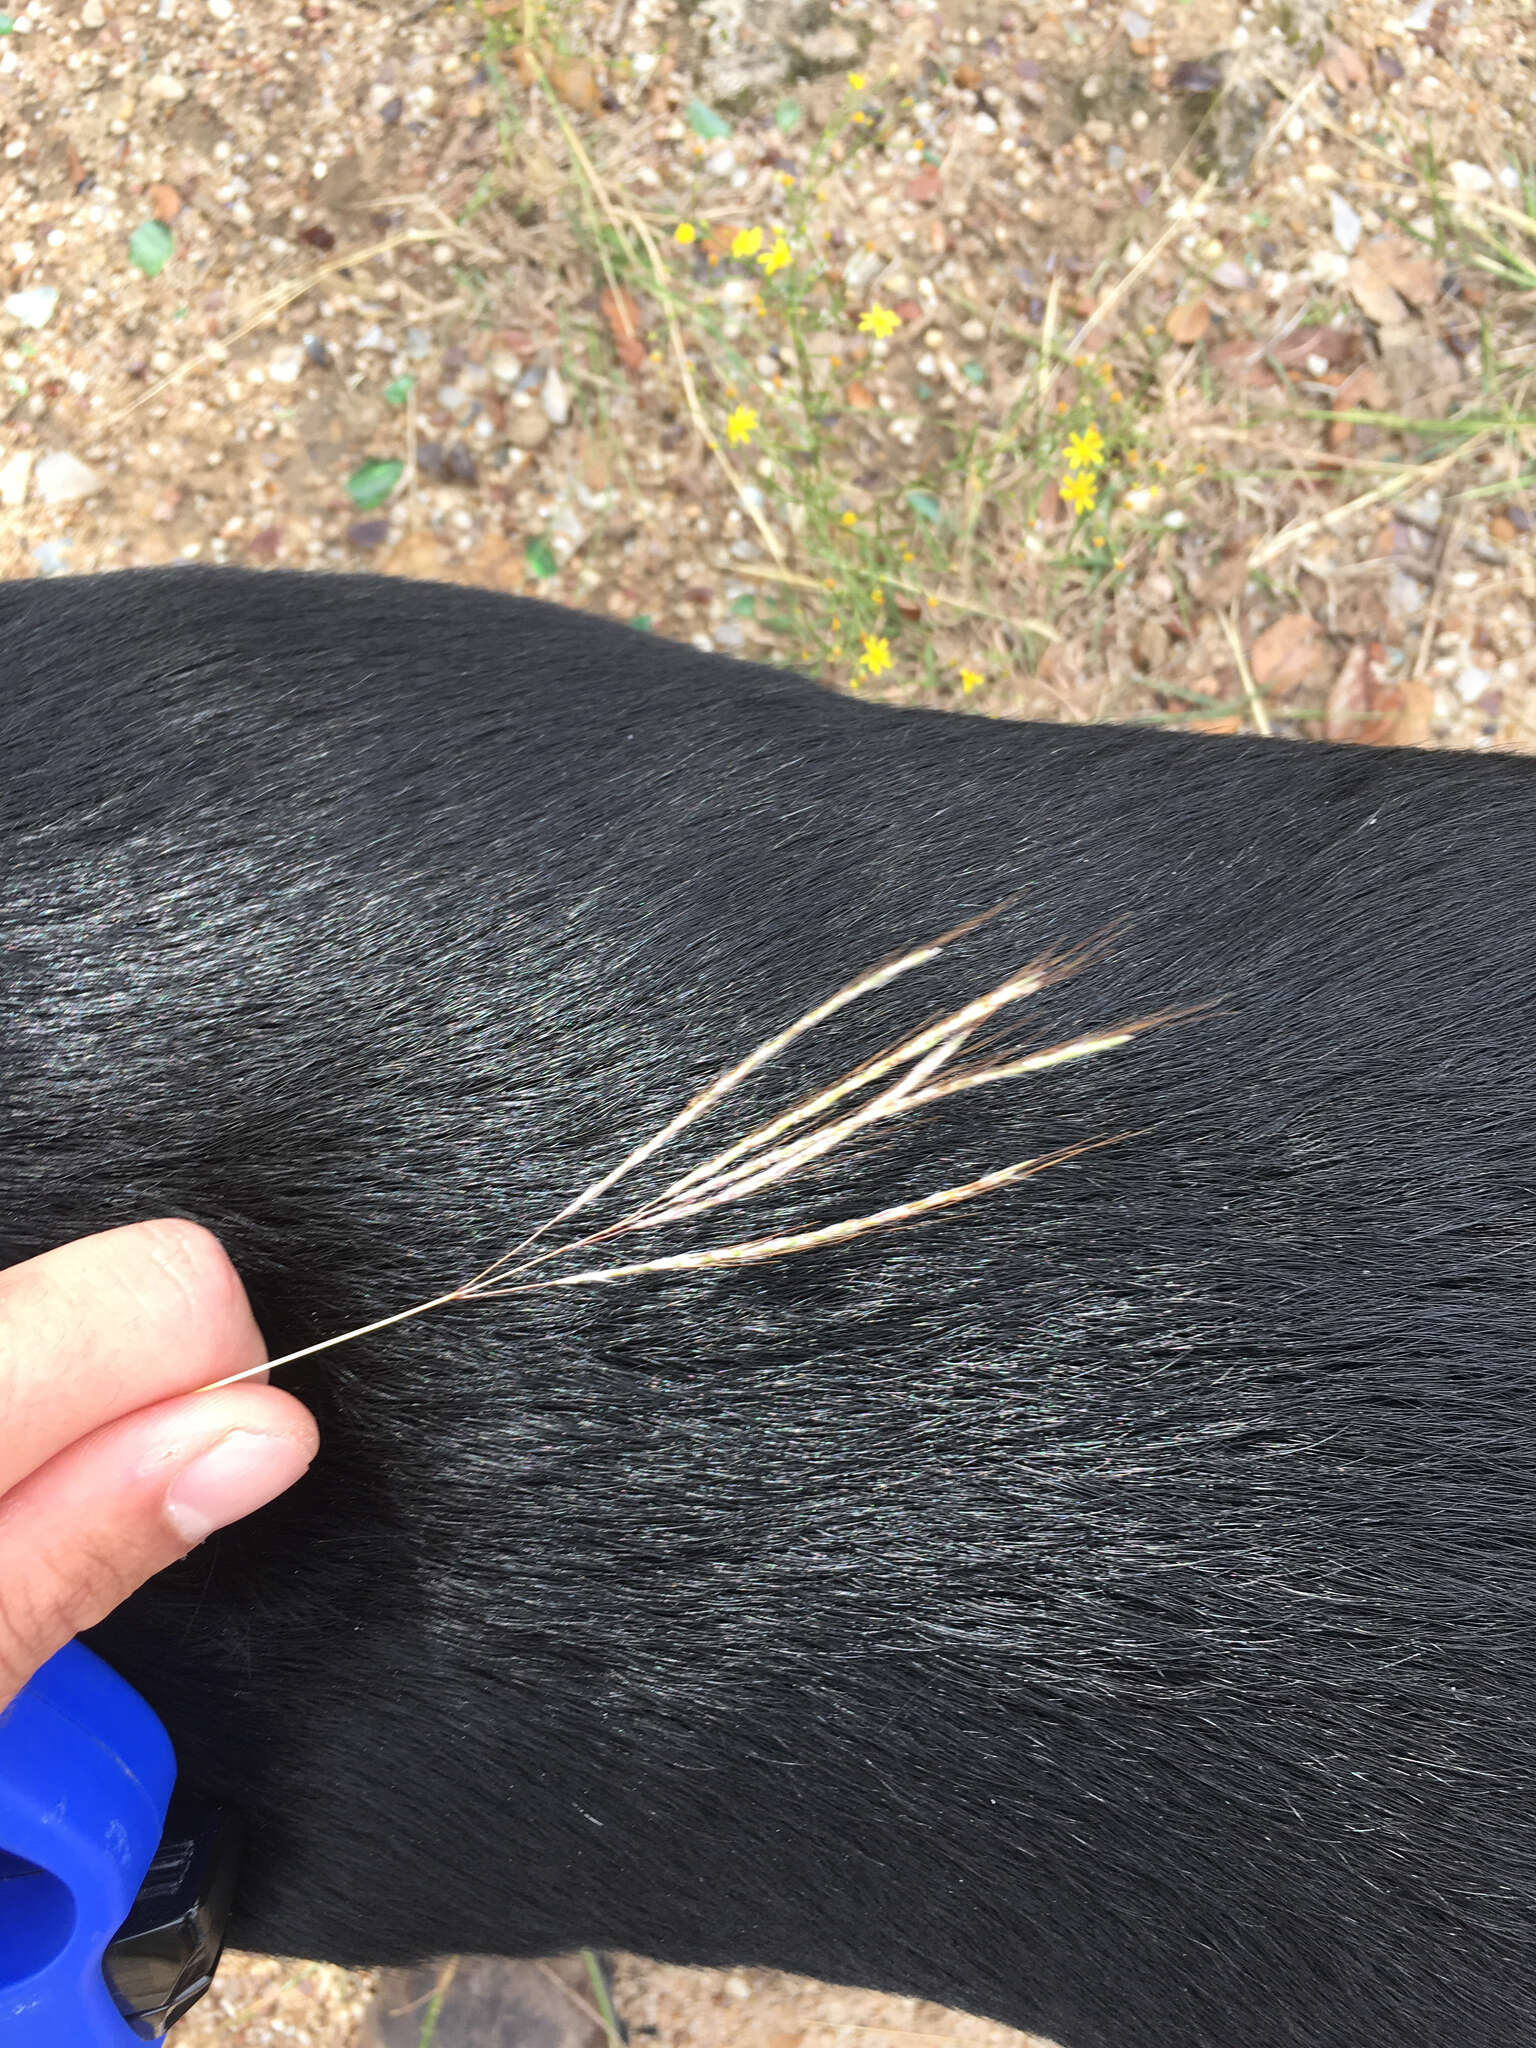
[0,1218,317,1709]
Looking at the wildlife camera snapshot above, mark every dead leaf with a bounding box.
[905,167,943,206]
[547,56,602,117]
[1321,40,1370,96]
[599,286,646,372]
[1325,641,1431,745]
[1249,611,1332,696]
[1348,236,1438,327]
[1369,235,1438,309]
[1415,1,1455,57]
[1328,362,1391,447]
[1187,714,1244,735]
[1347,256,1409,329]
[846,381,876,409]
[461,532,528,593]
[1165,299,1212,345]
[1192,544,1252,608]
[953,62,983,90]
[380,532,452,582]
[149,182,182,223]
[380,530,527,594]
[66,139,87,189]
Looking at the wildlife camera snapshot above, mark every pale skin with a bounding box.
[0,1218,318,1711]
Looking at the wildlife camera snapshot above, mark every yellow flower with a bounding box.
[731,225,764,260]
[841,510,858,527]
[858,303,901,340]
[852,110,868,125]
[871,588,884,604]
[674,222,697,245]
[1065,424,1106,472]
[959,667,983,694]
[758,237,792,276]
[1060,471,1098,516]
[859,634,892,676]
[726,404,759,446]
[848,71,867,91]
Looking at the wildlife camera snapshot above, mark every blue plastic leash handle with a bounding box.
[0,1641,175,2046]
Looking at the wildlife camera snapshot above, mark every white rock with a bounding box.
[1448,160,1494,194]
[33,451,103,505]
[488,352,523,386]
[0,449,34,507]
[146,73,189,103]
[208,0,233,17]
[82,0,105,26]
[267,345,304,384]
[1454,663,1495,704]
[5,286,59,329]
[1330,193,1363,254]
[541,365,570,426]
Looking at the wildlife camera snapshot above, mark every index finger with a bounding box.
[0,1219,269,1501]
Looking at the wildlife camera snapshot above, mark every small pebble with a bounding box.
[146,73,189,103]
[268,346,304,385]
[0,449,34,507]
[1448,160,1494,195]
[82,0,105,25]
[960,317,986,343]
[541,365,570,427]
[506,409,552,451]
[1330,193,1363,254]
[33,450,102,505]
[5,286,59,329]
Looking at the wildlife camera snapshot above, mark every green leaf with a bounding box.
[0,15,14,31]
[345,458,404,510]
[774,99,803,135]
[525,536,558,580]
[961,361,986,385]
[686,99,731,141]
[629,613,654,632]
[729,593,756,618]
[383,375,414,407]
[128,220,174,279]
[905,489,942,524]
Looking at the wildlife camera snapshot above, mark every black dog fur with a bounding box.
[2,567,1534,2048]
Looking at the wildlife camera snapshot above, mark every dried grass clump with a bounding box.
[207,910,1186,1391]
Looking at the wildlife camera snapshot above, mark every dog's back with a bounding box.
[3,567,1533,2048]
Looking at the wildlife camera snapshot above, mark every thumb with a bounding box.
[0,1221,317,1708]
